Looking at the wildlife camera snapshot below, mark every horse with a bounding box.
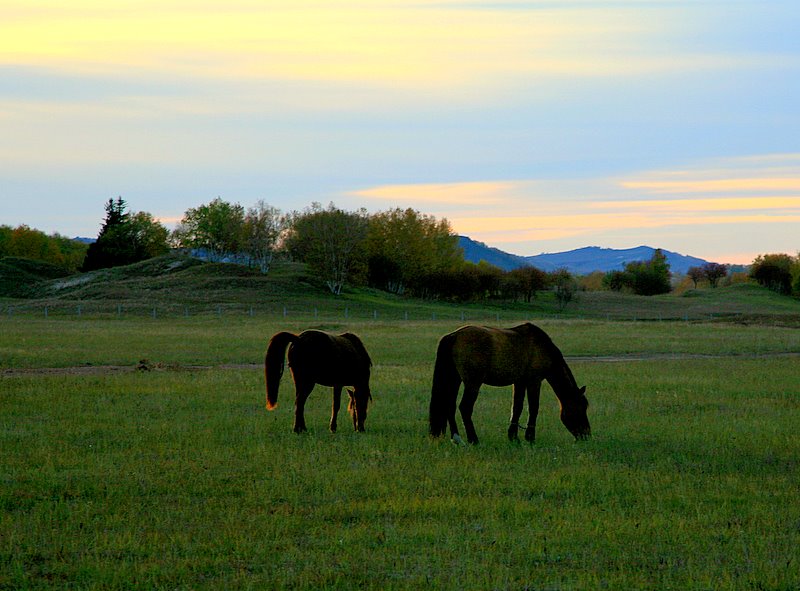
[429,323,590,445]
[265,330,373,433]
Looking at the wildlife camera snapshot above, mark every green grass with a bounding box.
[2,315,799,589]
[2,316,799,369]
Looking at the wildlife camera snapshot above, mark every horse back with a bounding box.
[450,323,559,386]
[289,330,371,386]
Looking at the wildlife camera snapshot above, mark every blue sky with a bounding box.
[2,0,799,263]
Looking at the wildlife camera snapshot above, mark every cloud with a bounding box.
[353,181,532,206]
[351,154,800,251]
[2,0,784,92]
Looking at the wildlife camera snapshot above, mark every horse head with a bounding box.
[347,387,372,432]
[560,385,591,440]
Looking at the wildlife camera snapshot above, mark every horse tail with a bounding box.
[265,331,298,410]
[429,333,460,437]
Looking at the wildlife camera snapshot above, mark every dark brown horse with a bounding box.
[265,330,373,433]
[429,323,590,444]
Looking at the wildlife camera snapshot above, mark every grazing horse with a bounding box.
[429,323,590,444]
[265,330,373,433]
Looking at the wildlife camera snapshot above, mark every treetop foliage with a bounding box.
[0,225,88,272]
[282,202,369,295]
[603,249,672,296]
[82,197,169,272]
[750,253,800,295]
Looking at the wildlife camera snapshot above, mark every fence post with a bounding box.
[77,305,81,317]
[44,306,48,318]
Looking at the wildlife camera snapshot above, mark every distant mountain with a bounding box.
[457,236,529,271]
[73,237,95,244]
[458,236,711,275]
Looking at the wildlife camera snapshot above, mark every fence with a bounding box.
[0,301,525,323]
[0,300,787,325]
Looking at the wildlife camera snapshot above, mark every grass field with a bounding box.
[2,311,799,590]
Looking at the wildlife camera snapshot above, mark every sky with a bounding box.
[1,0,799,265]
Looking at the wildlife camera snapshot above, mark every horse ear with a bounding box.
[579,386,586,395]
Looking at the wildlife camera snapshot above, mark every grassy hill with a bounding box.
[1,253,799,325]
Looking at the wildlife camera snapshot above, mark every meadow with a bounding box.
[2,311,799,590]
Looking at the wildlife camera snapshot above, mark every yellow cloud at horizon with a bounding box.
[351,155,800,250]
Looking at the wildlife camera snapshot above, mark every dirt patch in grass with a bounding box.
[4,352,798,377]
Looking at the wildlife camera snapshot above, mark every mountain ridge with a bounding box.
[458,236,712,275]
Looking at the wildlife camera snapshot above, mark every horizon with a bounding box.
[2,1,798,266]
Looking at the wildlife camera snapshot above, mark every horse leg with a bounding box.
[444,380,462,443]
[293,380,313,434]
[525,381,542,442]
[508,383,526,442]
[459,384,481,445]
[329,386,342,433]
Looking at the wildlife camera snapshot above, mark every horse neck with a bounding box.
[546,358,578,404]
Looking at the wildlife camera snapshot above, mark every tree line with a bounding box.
[6,196,799,300]
[0,225,88,272]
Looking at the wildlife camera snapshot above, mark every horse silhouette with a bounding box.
[429,323,590,444]
[265,330,373,433]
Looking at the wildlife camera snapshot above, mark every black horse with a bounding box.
[429,323,590,444]
[265,330,373,433]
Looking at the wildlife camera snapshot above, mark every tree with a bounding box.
[128,212,169,261]
[82,198,169,271]
[551,268,577,311]
[702,262,728,288]
[365,208,461,295]
[503,265,549,303]
[242,200,283,273]
[172,198,246,261]
[750,254,794,295]
[284,203,369,295]
[686,266,704,289]
[603,269,629,292]
[0,225,88,271]
[603,249,671,296]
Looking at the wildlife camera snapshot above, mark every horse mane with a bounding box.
[513,323,578,389]
[340,332,373,367]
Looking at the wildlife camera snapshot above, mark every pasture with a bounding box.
[2,314,799,590]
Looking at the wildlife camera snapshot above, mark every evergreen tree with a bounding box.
[82,197,168,271]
